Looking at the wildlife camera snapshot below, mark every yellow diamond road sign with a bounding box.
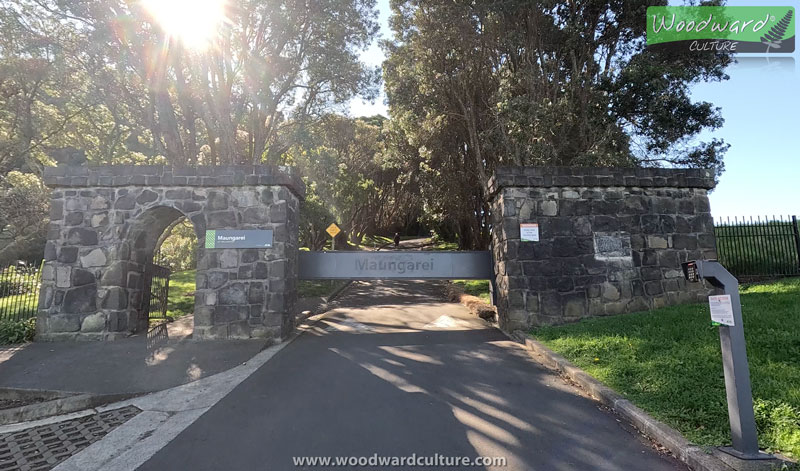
[326,223,341,238]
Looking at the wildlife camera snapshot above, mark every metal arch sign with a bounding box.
[298,251,493,280]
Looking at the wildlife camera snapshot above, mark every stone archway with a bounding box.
[119,205,196,334]
[37,165,303,342]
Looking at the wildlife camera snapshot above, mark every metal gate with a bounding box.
[142,263,171,322]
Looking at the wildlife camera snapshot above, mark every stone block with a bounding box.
[601,282,620,301]
[195,307,213,326]
[220,249,238,268]
[673,234,698,250]
[269,260,286,278]
[207,191,229,210]
[207,271,228,289]
[101,261,127,287]
[91,213,109,227]
[136,189,159,204]
[249,283,265,304]
[207,211,236,228]
[114,194,136,210]
[646,236,668,249]
[67,228,98,246]
[57,247,79,263]
[71,268,95,286]
[228,321,251,339]
[64,212,84,226]
[644,281,664,296]
[50,315,81,333]
[80,248,107,267]
[640,267,663,281]
[63,283,97,313]
[214,305,244,323]
[56,266,71,288]
[563,293,587,319]
[81,313,106,332]
[100,287,128,310]
[540,201,557,216]
[38,285,54,309]
[219,283,247,305]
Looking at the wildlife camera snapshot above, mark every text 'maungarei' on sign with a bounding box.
[520,223,539,242]
[709,294,735,326]
[298,251,493,280]
[205,230,273,249]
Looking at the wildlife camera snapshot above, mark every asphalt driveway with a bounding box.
[138,280,685,470]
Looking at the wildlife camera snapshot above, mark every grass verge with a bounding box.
[298,280,347,298]
[531,277,800,458]
[451,280,491,304]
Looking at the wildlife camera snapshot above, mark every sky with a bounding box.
[349,0,800,220]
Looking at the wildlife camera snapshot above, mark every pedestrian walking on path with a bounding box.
[393,232,400,248]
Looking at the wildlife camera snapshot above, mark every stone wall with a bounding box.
[489,167,717,332]
[38,165,303,342]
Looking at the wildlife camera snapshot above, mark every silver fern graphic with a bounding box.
[761,10,794,53]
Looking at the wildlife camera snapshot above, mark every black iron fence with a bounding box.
[0,261,43,322]
[714,215,800,279]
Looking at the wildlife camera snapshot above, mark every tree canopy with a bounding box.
[0,0,380,170]
[383,0,730,248]
[0,0,732,256]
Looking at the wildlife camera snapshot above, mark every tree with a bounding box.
[154,218,197,271]
[384,0,731,249]
[0,171,49,265]
[0,0,380,167]
[286,114,422,247]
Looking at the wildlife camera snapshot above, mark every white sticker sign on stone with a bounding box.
[520,223,540,242]
[709,294,735,326]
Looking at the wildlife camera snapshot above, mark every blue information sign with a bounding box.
[205,230,273,249]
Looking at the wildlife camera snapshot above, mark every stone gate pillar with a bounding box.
[38,165,303,342]
[489,167,716,333]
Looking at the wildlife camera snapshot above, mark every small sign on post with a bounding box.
[709,294,735,326]
[682,260,775,464]
[326,223,341,250]
[520,223,540,242]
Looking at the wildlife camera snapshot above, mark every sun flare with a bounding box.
[141,0,227,50]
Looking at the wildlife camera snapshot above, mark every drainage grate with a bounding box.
[0,405,140,471]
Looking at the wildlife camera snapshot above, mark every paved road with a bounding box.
[138,280,685,470]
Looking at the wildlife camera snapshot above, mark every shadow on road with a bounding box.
[138,280,684,471]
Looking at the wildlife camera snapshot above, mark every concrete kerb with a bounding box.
[516,333,746,471]
[0,389,139,426]
[2,307,335,471]
[326,280,353,303]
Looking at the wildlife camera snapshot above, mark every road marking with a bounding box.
[422,315,473,330]
[324,319,373,332]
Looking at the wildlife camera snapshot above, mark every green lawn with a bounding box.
[298,280,346,298]
[451,280,491,303]
[162,269,196,319]
[432,241,459,251]
[531,278,800,458]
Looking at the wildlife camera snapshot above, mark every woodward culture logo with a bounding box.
[647,6,795,53]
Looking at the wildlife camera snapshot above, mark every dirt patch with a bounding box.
[444,283,497,321]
